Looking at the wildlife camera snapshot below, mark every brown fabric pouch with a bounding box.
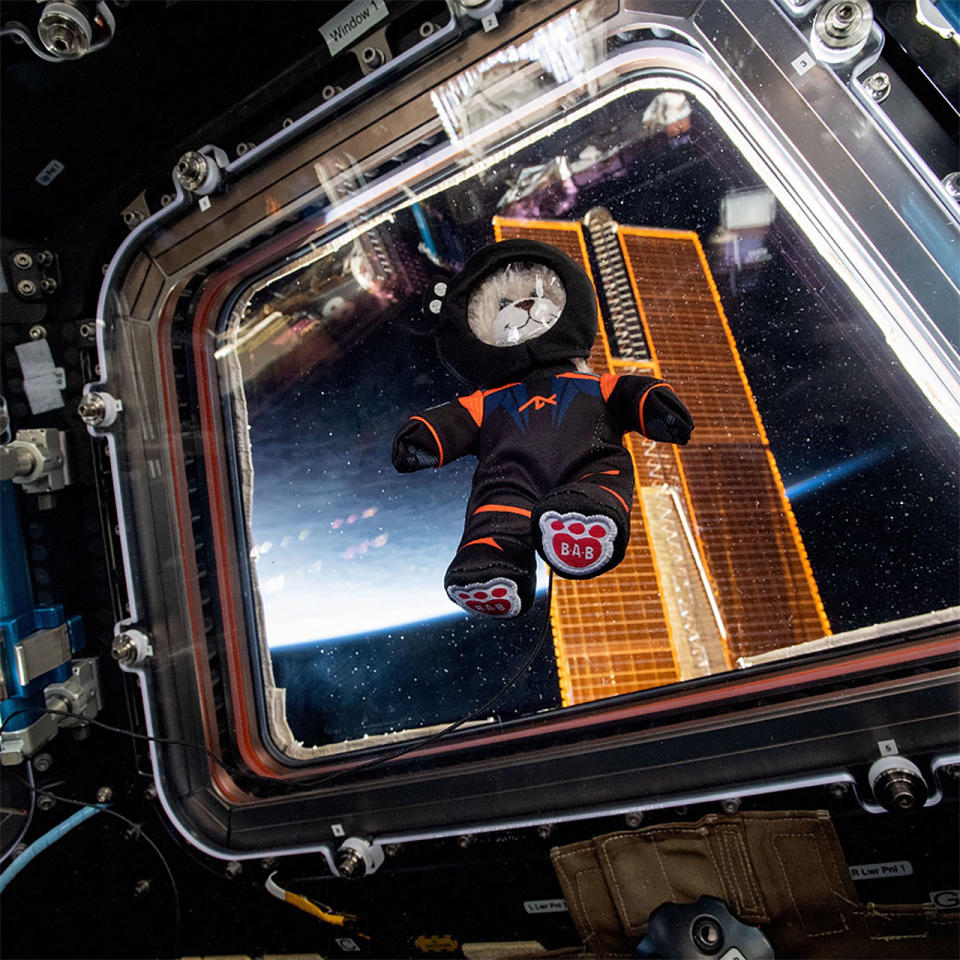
[550,810,959,958]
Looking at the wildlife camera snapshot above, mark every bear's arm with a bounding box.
[604,374,694,445]
[391,400,481,472]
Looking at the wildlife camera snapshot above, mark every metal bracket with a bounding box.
[14,623,71,685]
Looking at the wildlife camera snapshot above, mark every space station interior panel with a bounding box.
[1,0,958,930]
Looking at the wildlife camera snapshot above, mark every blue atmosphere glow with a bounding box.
[784,446,896,500]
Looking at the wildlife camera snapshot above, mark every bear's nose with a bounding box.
[515,298,534,310]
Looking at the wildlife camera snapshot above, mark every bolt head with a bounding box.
[829,781,850,798]
[143,782,158,801]
[78,392,108,426]
[864,72,891,102]
[96,786,113,804]
[28,325,46,340]
[175,151,209,192]
[942,763,960,779]
[33,753,53,773]
[36,250,54,267]
[942,172,960,200]
[721,797,741,814]
[17,279,37,297]
[225,860,243,879]
[12,251,33,269]
[111,633,138,663]
[625,811,644,828]
[39,277,58,294]
[336,846,364,877]
[37,794,56,811]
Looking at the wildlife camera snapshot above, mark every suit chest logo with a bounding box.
[518,393,557,413]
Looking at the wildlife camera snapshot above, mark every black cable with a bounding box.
[307,576,555,788]
[0,708,246,781]
[4,772,181,954]
[0,578,554,790]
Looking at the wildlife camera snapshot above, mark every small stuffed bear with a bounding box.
[392,239,694,619]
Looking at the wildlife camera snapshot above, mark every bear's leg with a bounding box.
[532,460,634,580]
[444,500,537,618]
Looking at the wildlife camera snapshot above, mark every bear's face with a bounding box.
[466,262,566,347]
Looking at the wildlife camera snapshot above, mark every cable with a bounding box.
[3,773,181,942]
[307,576,555,788]
[0,762,34,866]
[0,804,101,894]
[0,579,554,790]
[0,708,246,781]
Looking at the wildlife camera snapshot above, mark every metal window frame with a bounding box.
[85,0,959,860]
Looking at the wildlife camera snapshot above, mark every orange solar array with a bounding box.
[492,217,829,705]
[618,228,830,661]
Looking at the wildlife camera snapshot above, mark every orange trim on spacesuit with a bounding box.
[598,485,630,514]
[409,416,444,467]
[458,390,485,427]
[462,537,503,551]
[473,504,533,518]
[600,373,619,402]
[638,382,675,438]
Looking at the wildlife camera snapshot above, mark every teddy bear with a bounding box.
[391,238,694,619]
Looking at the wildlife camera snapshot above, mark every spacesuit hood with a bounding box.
[434,239,598,387]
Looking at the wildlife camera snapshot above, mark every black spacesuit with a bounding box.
[392,239,693,618]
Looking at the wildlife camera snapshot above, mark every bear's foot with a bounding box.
[444,538,536,618]
[446,578,523,618]
[533,484,630,579]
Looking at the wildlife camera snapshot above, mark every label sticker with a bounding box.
[849,860,913,880]
[15,340,64,414]
[523,899,568,914]
[320,0,388,56]
[720,949,747,960]
[791,53,814,76]
[198,195,211,212]
[36,160,64,186]
[331,822,345,837]
[930,890,959,910]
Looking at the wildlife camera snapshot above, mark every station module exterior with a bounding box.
[493,214,831,706]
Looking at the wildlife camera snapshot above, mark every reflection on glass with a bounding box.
[216,79,958,754]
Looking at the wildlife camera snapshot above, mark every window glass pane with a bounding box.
[217,76,957,753]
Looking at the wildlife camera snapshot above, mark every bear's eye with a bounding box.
[498,297,512,309]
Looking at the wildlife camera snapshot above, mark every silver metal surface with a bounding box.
[174,150,223,195]
[45,657,101,724]
[810,0,873,62]
[96,786,113,803]
[7,428,69,494]
[78,390,120,428]
[0,711,60,766]
[335,836,385,878]
[111,630,152,667]
[14,624,71,685]
[862,70,890,101]
[175,151,208,192]
[38,1,92,59]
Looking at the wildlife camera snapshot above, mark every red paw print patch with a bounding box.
[539,511,616,576]
[447,577,521,618]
